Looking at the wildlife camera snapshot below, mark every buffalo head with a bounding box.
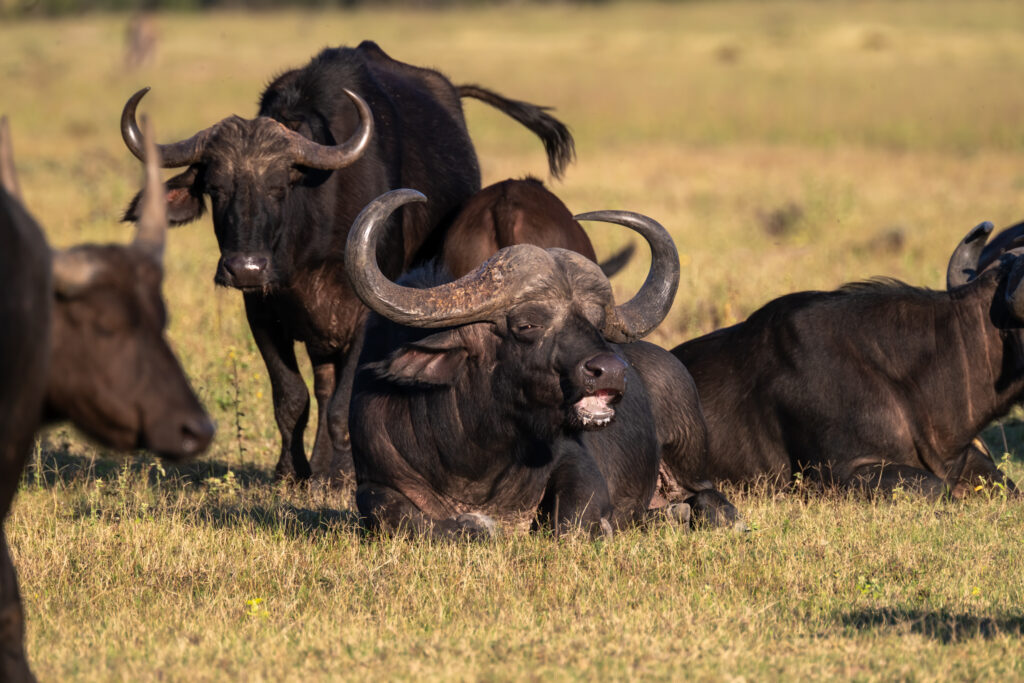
[120,87,372,291]
[947,220,1024,348]
[45,117,214,458]
[347,189,680,436]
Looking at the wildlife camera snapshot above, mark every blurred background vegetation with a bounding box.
[4,0,615,16]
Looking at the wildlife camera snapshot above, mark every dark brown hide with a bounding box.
[437,178,597,278]
[121,41,576,484]
[0,161,51,683]
[0,117,212,680]
[44,244,214,457]
[672,222,1024,498]
[347,189,736,538]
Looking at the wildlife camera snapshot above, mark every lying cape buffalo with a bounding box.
[0,117,212,681]
[345,189,736,538]
[120,41,575,485]
[672,221,1024,498]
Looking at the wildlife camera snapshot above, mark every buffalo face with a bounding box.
[494,269,628,434]
[120,87,373,292]
[47,113,215,460]
[47,246,214,460]
[347,189,681,439]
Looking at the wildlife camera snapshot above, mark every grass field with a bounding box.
[3,1,1024,679]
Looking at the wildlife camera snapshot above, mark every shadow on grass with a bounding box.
[980,418,1024,463]
[840,608,1024,643]
[185,502,364,539]
[27,434,276,490]
[27,436,370,540]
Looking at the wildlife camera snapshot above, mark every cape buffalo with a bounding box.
[120,41,576,484]
[425,177,633,279]
[345,189,736,538]
[0,117,212,681]
[672,221,1024,498]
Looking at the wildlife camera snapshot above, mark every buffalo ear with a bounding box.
[376,329,469,386]
[122,165,206,226]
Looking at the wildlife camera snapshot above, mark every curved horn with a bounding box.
[346,189,543,328]
[978,219,1024,274]
[277,89,373,170]
[573,210,680,342]
[0,115,22,201]
[121,88,211,167]
[946,221,993,288]
[132,114,167,264]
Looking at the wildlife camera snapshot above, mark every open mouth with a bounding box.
[573,389,621,429]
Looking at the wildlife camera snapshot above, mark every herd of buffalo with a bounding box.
[1,40,1021,678]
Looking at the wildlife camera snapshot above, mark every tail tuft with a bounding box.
[458,84,576,179]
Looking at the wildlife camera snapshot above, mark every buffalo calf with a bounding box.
[423,177,634,280]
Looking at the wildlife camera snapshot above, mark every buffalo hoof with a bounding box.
[598,517,614,539]
[687,489,740,529]
[455,512,496,539]
[664,502,692,529]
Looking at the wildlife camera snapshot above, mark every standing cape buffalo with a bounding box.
[0,117,212,682]
[120,41,575,484]
[672,221,1024,498]
[345,189,736,537]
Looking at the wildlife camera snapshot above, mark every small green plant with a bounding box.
[87,478,105,520]
[973,476,1009,501]
[205,470,241,498]
[856,575,884,600]
[245,598,269,620]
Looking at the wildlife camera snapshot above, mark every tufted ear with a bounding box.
[376,328,469,386]
[122,165,206,226]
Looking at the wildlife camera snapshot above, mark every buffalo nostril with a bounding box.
[583,352,627,380]
[243,256,269,273]
[181,415,216,453]
[218,254,272,289]
[225,255,268,275]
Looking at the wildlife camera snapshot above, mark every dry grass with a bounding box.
[3,1,1024,679]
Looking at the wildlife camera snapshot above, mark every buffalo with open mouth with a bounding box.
[347,189,737,538]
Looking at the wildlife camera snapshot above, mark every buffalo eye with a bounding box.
[512,322,544,343]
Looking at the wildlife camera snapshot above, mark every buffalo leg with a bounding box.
[653,464,739,530]
[355,483,495,539]
[685,487,740,528]
[312,324,366,484]
[0,531,32,683]
[845,462,947,499]
[245,295,311,480]
[949,439,1018,498]
[307,355,338,484]
[324,325,366,482]
[536,449,614,538]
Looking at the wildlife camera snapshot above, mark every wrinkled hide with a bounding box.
[673,250,1024,498]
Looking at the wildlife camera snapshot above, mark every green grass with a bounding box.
[4,1,1024,679]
